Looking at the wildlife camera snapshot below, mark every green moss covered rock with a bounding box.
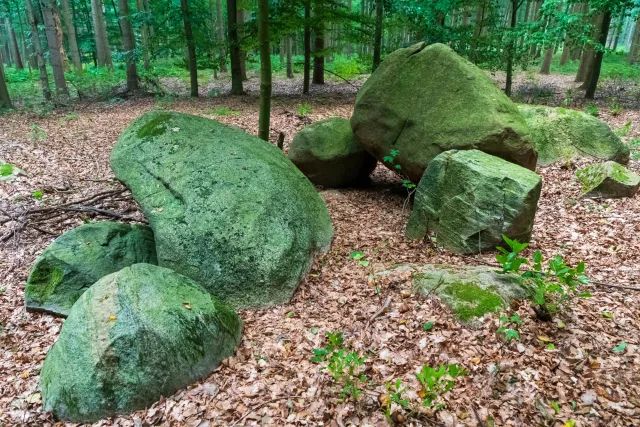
[518,105,630,165]
[25,222,156,317]
[576,161,640,198]
[288,117,377,187]
[110,111,333,308]
[350,42,537,182]
[406,150,542,254]
[40,263,242,423]
[378,264,528,322]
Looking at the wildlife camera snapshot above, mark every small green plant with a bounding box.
[415,364,467,408]
[297,103,312,117]
[497,313,522,342]
[495,235,590,321]
[28,124,47,142]
[208,106,239,116]
[609,103,623,116]
[59,112,80,124]
[584,105,599,117]
[383,149,416,192]
[32,190,44,200]
[0,163,16,177]
[311,331,367,402]
[349,250,369,267]
[383,379,409,421]
[614,121,632,137]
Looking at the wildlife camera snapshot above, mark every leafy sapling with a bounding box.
[383,149,416,192]
[497,313,522,342]
[415,364,467,409]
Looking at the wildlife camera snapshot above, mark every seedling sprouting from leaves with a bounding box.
[423,321,434,331]
[32,190,44,200]
[415,364,467,408]
[612,342,627,353]
[349,251,369,267]
[297,103,312,117]
[28,124,47,142]
[497,313,522,342]
[496,234,529,273]
[311,331,367,402]
[383,149,416,193]
[382,380,409,421]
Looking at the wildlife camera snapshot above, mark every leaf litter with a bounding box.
[0,77,639,426]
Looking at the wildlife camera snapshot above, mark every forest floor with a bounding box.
[1,72,640,427]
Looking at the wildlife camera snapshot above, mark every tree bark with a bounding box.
[285,36,293,78]
[25,0,51,100]
[576,12,602,83]
[585,10,612,99]
[372,0,382,72]
[540,45,553,74]
[303,0,310,93]
[5,14,24,69]
[237,9,247,80]
[215,0,226,72]
[135,0,150,70]
[39,0,68,95]
[312,4,324,85]
[118,0,138,91]
[180,0,198,97]
[0,52,11,108]
[91,0,112,69]
[60,0,82,73]
[629,14,640,64]
[257,0,271,141]
[505,0,518,96]
[227,0,243,94]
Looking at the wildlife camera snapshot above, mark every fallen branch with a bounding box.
[369,295,392,324]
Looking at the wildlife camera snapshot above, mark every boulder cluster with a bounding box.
[30,42,635,423]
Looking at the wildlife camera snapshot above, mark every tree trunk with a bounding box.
[257,0,271,141]
[576,12,602,83]
[6,16,24,69]
[237,9,247,80]
[585,10,612,99]
[372,0,382,72]
[59,0,82,73]
[560,35,571,65]
[227,0,243,94]
[540,45,553,74]
[303,0,310,93]
[91,0,112,69]
[25,0,51,100]
[40,0,68,95]
[312,4,324,85]
[629,14,640,64]
[135,0,150,70]
[118,0,138,91]
[180,0,198,97]
[285,36,293,78]
[215,0,226,72]
[505,0,518,96]
[0,53,11,109]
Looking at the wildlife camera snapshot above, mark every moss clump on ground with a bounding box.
[136,113,172,139]
[442,282,504,321]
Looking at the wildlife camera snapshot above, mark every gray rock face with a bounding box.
[406,150,542,254]
[25,222,157,317]
[39,264,243,423]
[288,117,377,187]
[110,111,333,308]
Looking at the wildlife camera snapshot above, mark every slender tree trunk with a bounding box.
[0,53,11,109]
[59,0,83,73]
[257,0,271,141]
[118,0,138,91]
[577,12,602,83]
[540,45,553,74]
[303,0,310,93]
[80,0,97,66]
[227,0,243,94]
[40,0,68,95]
[135,0,150,70]
[285,36,293,78]
[560,34,571,65]
[629,15,640,64]
[180,0,198,97]
[6,17,24,69]
[505,0,518,96]
[237,9,247,80]
[372,0,382,71]
[52,2,70,72]
[215,0,226,72]
[25,0,51,100]
[91,0,112,69]
[312,4,324,85]
[585,10,612,99]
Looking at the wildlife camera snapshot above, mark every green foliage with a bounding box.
[349,251,369,267]
[614,121,632,137]
[311,331,367,402]
[629,138,640,161]
[0,163,16,177]
[297,103,312,117]
[583,105,599,117]
[612,342,627,353]
[32,190,44,200]
[383,149,416,191]
[497,314,522,342]
[609,102,623,117]
[495,236,590,320]
[415,364,467,408]
[28,125,47,142]
[59,112,80,125]
[423,321,434,331]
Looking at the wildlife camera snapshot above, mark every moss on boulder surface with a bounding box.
[25,222,157,317]
[576,161,640,198]
[378,264,528,322]
[111,111,333,308]
[288,117,377,187]
[518,105,630,165]
[350,42,537,182]
[406,150,542,254]
[40,264,243,423]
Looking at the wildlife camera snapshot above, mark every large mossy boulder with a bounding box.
[288,117,377,187]
[40,263,243,423]
[576,161,640,198]
[518,105,630,165]
[25,222,156,317]
[377,264,528,322]
[350,42,537,182]
[406,150,542,254]
[111,111,333,308]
